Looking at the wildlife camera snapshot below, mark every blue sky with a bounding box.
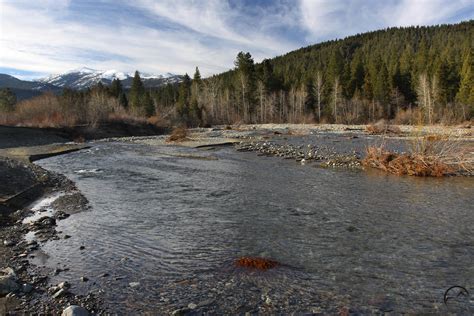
[1,0,473,80]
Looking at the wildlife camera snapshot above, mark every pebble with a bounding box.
[129,282,140,288]
[3,240,14,247]
[171,308,190,316]
[235,141,361,169]
[61,305,90,316]
[22,283,33,293]
[52,288,67,299]
[188,303,197,309]
[80,276,89,282]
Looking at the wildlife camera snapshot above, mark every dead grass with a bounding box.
[166,127,188,142]
[2,92,149,129]
[363,135,474,176]
[235,257,279,270]
[363,146,453,176]
[366,120,402,135]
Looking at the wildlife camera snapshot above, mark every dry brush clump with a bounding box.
[1,91,145,128]
[365,120,402,135]
[363,135,474,177]
[166,126,189,142]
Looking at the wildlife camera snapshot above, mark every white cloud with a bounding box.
[298,0,473,42]
[0,0,472,79]
[0,0,300,79]
[388,0,472,26]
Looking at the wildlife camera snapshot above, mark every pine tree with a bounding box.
[374,64,390,117]
[235,51,256,122]
[129,71,145,111]
[143,92,155,117]
[110,79,123,98]
[177,74,191,124]
[456,49,474,106]
[119,93,128,108]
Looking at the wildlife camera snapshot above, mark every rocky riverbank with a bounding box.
[235,141,362,169]
[0,157,104,314]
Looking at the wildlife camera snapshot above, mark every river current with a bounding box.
[34,135,474,314]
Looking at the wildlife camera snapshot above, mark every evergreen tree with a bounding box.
[456,49,474,106]
[110,78,123,98]
[374,64,390,117]
[143,92,155,117]
[129,71,145,111]
[234,51,256,122]
[119,93,128,109]
[177,74,191,123]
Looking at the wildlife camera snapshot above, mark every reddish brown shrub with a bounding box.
[235,257,279,270]
[166,127,188,142]
[363,146,453,177]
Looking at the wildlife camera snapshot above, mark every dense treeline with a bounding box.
[155,20,474,126]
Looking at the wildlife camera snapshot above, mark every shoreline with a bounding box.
[0,157,104,314]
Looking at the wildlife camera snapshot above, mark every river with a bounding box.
[33,135,474,314]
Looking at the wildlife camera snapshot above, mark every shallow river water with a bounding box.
[35,134,473,314]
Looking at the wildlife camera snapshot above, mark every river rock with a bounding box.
[22,283,33,293]
[3,240,14,247]
[0,267,19,295]
[188,303,197,309]
[56,211,70,220]
[61,305,90,316]
[52,288,67,299]
[58,281,70,289]
[171,308,190,316]
[36,216,56,227]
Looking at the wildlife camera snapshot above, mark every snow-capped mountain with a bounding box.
[38,67,182,89]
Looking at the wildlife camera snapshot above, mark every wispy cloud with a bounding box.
[299,0,473,42]
[0,0,472,80]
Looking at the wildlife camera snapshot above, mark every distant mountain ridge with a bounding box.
[0,68,183,100]
[0,74,62,100]
[38,67,182,89]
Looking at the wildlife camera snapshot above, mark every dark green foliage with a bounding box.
[151,21,474,124]
[119,92,128,108]
[176,73,191,124]
[110,79,123,98]
[234,51,257,122]
[143,92,155,117]
[0,88,17,112]
[129,71,146,111]
[457,48,474,105]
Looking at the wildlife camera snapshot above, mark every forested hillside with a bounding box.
[154,20,473,126]
[1,21,472,128]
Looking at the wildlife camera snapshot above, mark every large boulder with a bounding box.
[0,267,19,295]
[61,305,90,316]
